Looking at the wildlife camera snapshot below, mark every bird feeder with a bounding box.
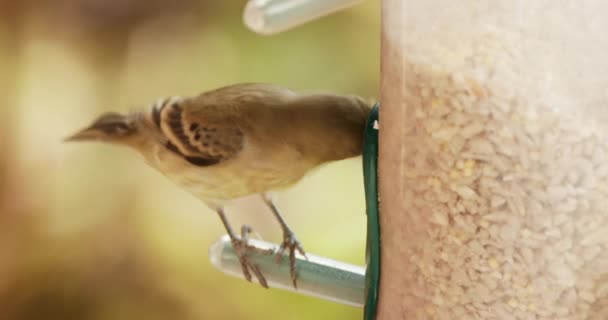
[378,1,608,319]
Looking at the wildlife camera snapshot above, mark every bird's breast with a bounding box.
[148,144,314,203]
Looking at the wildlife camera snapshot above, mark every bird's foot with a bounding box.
[274,229,307,288]
[232,225,274,288]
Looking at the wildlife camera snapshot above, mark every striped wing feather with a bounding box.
[159,99,244,166]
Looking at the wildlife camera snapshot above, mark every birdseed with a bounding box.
[397,32,608,319]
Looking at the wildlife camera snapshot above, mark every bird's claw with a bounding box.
[232,225,273,288]
[274,230,307,288]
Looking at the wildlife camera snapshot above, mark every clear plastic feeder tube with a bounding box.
[380,1,608,318]
[243,0,363,35]
[209,235,365,307]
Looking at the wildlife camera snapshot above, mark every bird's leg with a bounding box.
[215,207,273,288]
[260,194,307,288]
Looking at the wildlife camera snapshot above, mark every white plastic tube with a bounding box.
[209,235,366,307]
[243,0,364,35]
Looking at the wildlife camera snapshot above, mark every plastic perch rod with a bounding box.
[243,0,364,35]
[209,235,366,307]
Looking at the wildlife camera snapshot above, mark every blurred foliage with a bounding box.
[0,1,379,319]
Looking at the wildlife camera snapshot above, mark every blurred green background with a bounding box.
[0,1,379,319]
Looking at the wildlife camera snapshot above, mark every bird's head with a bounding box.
[65,112,139,145]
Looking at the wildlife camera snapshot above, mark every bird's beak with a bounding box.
[63,126,102,142]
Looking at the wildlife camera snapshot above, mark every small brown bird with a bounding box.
[66,83,371,288]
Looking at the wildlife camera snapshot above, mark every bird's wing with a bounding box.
[158,97,244,166]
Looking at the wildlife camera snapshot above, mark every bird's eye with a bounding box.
[96,122,131,136]
[114,123,129,131]
[112,123,131,135]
